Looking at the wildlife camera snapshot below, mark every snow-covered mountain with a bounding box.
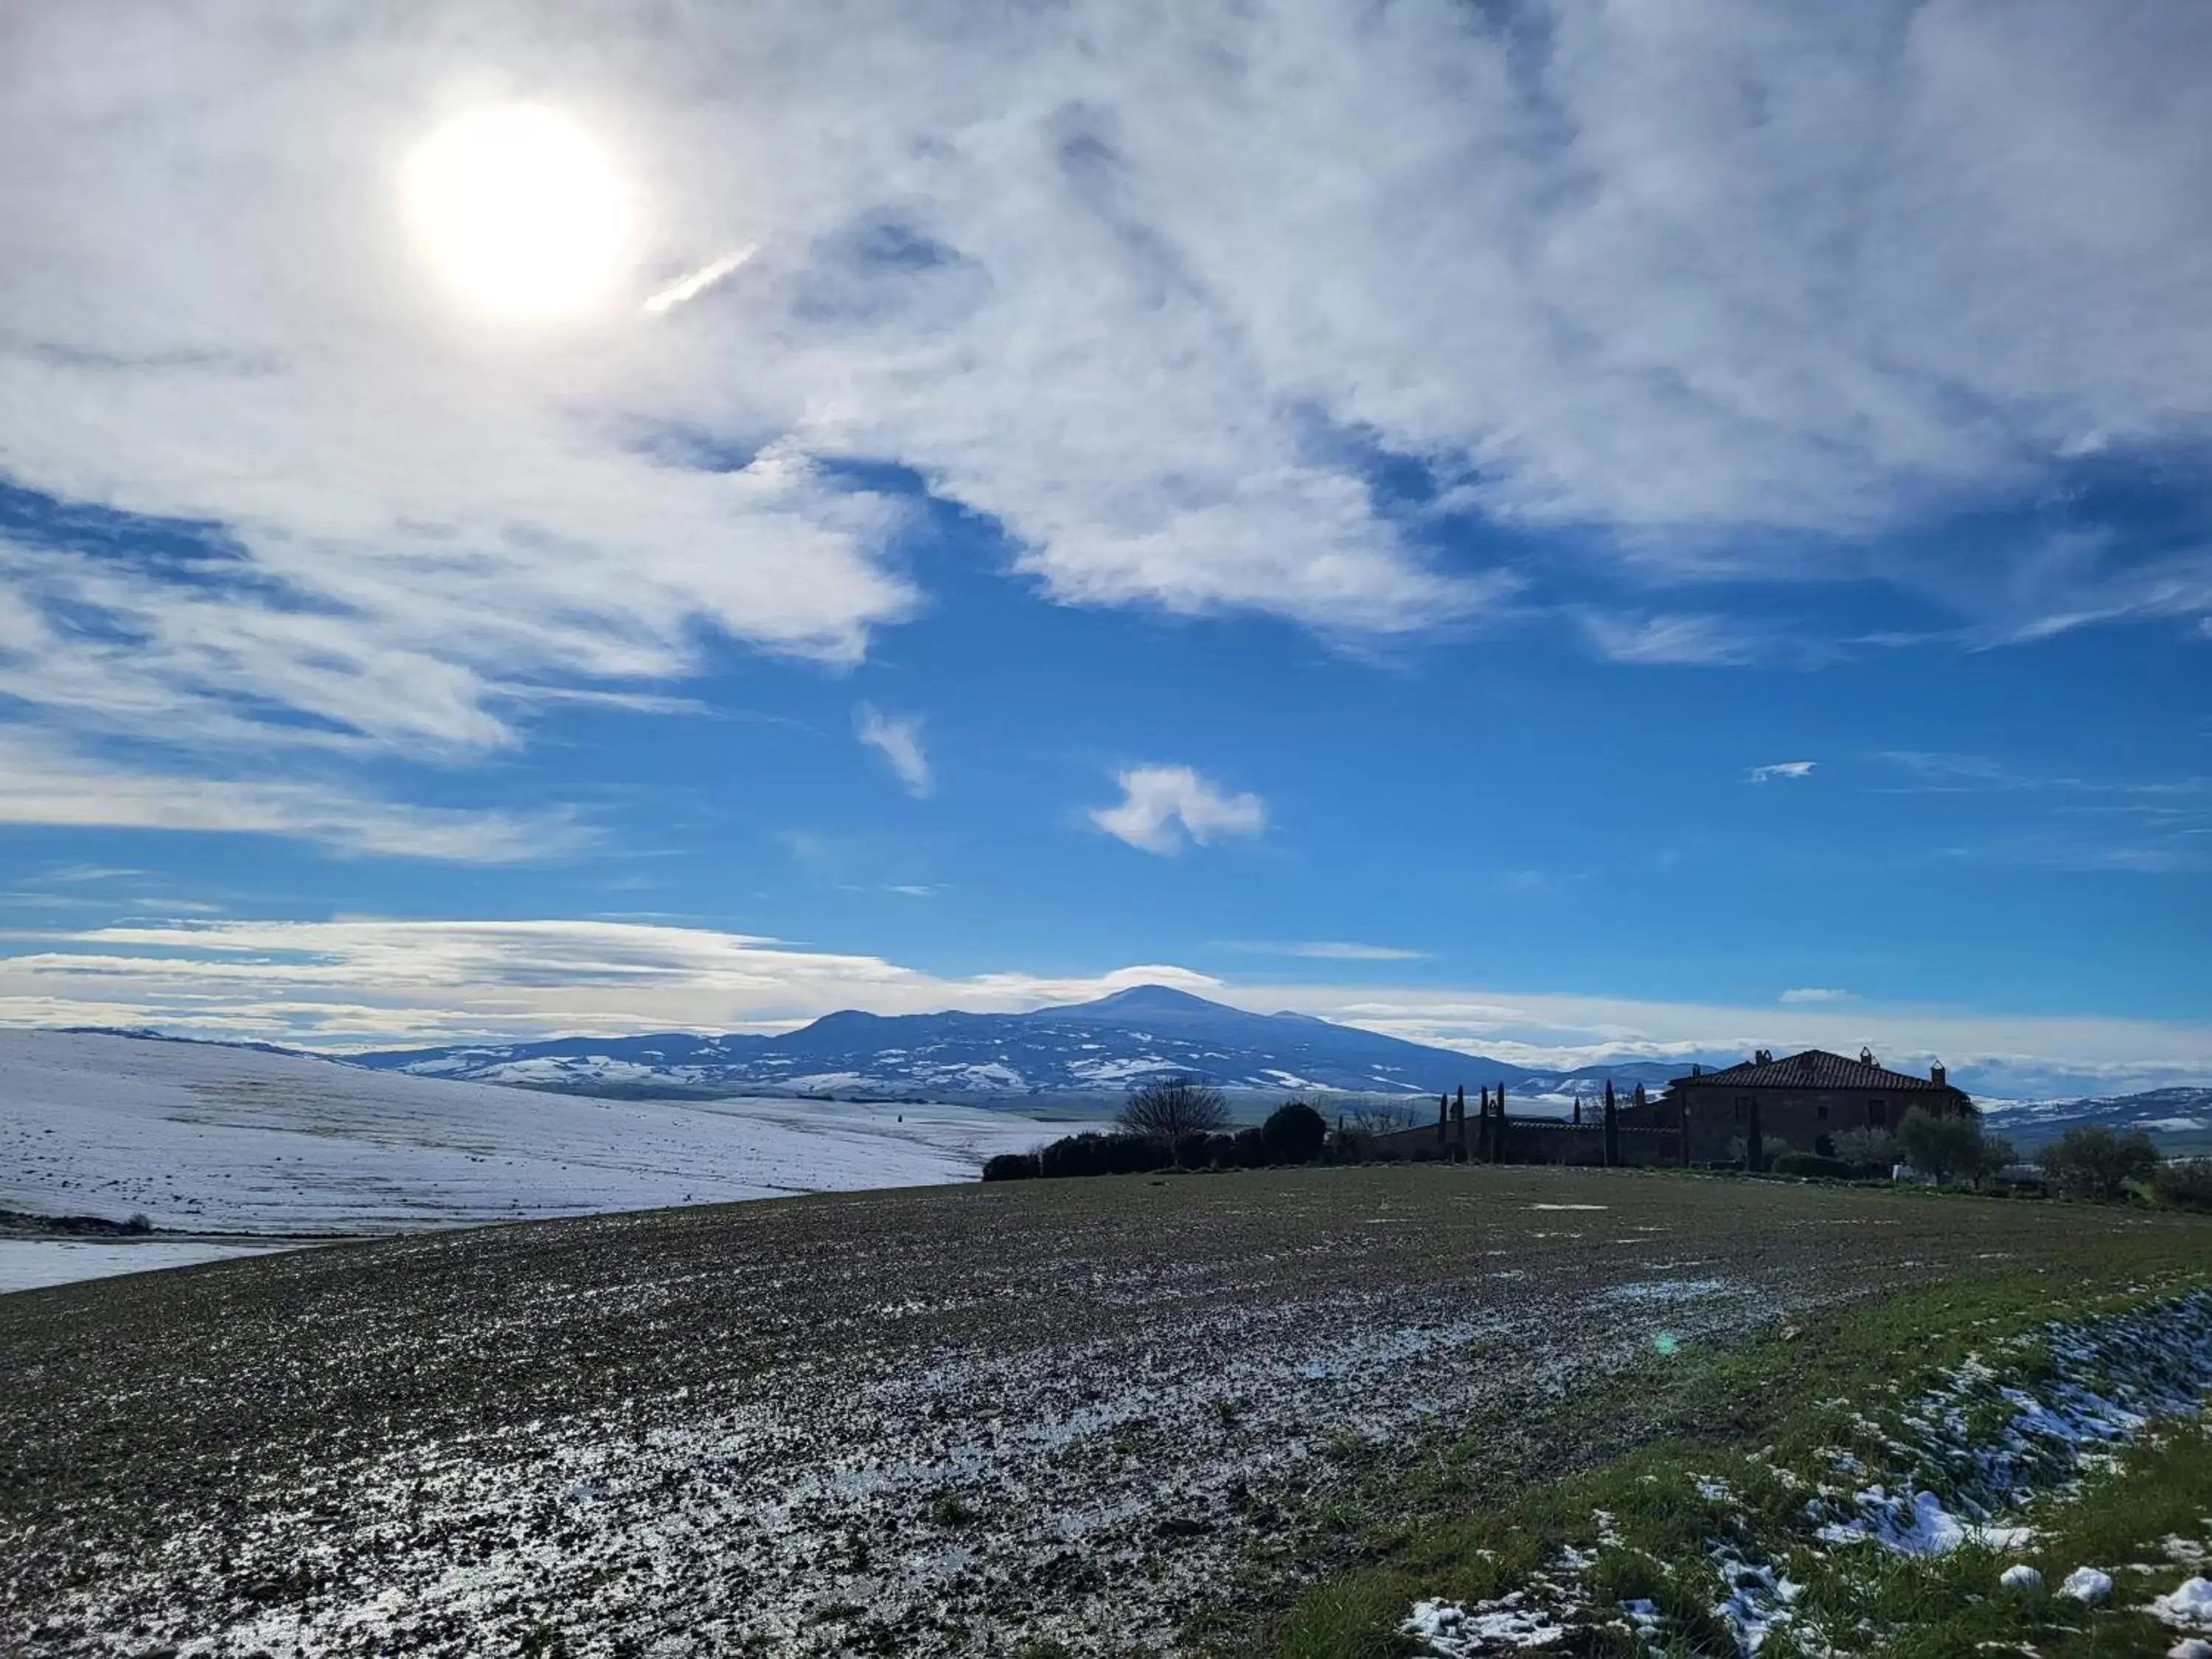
[351,984,1693,1101]
[1980,1086,2212,1154]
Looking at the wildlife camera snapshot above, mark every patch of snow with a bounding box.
[1531,1203,1608,1211]
[2000,1564,2044,1592]
[1596,1278,1732,1304]
[1405,1595,1564,1653]
[1818,1489,2034,1555]
[2152,1576,2212,1627]
[2170,1640,2212,1659]
[2062,1566,2115,1604]
[1809,1293,2212,1562]
[1711,1551,1803,1654]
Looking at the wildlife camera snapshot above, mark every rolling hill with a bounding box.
[0,1027,1054,1236]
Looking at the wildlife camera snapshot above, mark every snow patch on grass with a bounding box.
[1404,1595,1564,1652]
[1808,1291,2212,1558]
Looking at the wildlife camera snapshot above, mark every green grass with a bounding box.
[1256,1262,2212,1659]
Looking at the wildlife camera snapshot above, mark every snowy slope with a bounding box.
[1980,1086,2212,1153]
[0,1029,1056,1235]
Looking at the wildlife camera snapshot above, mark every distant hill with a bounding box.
[1981,1086,2212,1155]
[0,1028,1050,1235]
[349,984,1701,1102]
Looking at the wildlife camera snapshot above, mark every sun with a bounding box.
[404,105,629,320]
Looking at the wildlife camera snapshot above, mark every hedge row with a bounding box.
[984,1102,1328,1181]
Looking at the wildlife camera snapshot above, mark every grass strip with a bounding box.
[1252,1255,2212,1659]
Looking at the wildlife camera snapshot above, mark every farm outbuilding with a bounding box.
[1662,1048,1972,1165]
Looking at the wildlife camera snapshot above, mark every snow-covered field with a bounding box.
[0,1239,299,1295]
[0,1029,1058,1245]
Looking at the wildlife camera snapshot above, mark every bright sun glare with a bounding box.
[405,105,628,319]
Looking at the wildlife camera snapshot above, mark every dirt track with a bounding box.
[1,1165,2194,1658]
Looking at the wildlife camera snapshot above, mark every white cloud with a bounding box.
[0,0,2201,827]
[854,704,933,798]
[1747,761,1817,784]
[0,919,2204,1095]
[1090,765,1266,855]
[1779,987,1853,1004]
[0,731,578,863]
[1222,941,1427,961]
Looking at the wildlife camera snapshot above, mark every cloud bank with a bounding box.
[1,0,2209,838]
[0,917,2202,1095]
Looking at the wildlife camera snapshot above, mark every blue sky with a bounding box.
[0,0,2205,1093]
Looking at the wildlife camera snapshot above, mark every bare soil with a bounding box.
[0,1164,2190,1658]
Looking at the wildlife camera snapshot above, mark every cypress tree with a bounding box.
[1602,1077,1619,1167]
[1746,1099,1764,1172]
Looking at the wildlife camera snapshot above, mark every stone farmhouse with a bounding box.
[1357,1046,1972,1168]
[1656,1048,1972,1164]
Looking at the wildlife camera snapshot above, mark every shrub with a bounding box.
[1172,1130,1213,1169]
[1119,1076,1230,1141]
[1887,1108,2013,1184]
[1261,1101,1328,1165]
[2152,1159,2212,1212]
[1771,1152,1853,1180]
[2037,1125,2161,1200]
[1039,1133,1113,1178]
[981,1152,1040,1182]
[1232,1126,1267,1168]
[1832,1127,1899,1174]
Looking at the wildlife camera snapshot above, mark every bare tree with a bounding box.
[1119,1075,1230,1141]
[1341,1097,1422,1135]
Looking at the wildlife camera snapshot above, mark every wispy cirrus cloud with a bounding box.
[1880,752,2212,872]
[1577,613,1768,667]
[854,705,934,798]
[1780,987,1853,1005]
[1220,940,1427,961]
[1090,765,1266,855]
[641,246,758,316]
[1747,761,1817,784]
[0,731,582,864]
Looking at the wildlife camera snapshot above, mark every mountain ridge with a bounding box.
[347,984,1682,1100]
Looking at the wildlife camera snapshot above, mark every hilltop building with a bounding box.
[1660,1048,1972,1164]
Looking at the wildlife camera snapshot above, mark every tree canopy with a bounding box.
[2037,1125,2160,1200]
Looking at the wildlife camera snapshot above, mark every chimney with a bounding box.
[1860,1046,1875,1067]
[1691,1062,1702,1077]
[1931,1061,1947,1088]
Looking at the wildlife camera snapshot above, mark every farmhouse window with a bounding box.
[1817,1104,1829,1121]
[1868,1099,1887,1127]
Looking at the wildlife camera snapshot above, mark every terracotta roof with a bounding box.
[1669,1048,1963,1094]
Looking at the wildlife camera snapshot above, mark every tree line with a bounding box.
[1766,1109,2208,1208]
[983,1077,1328,1181]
